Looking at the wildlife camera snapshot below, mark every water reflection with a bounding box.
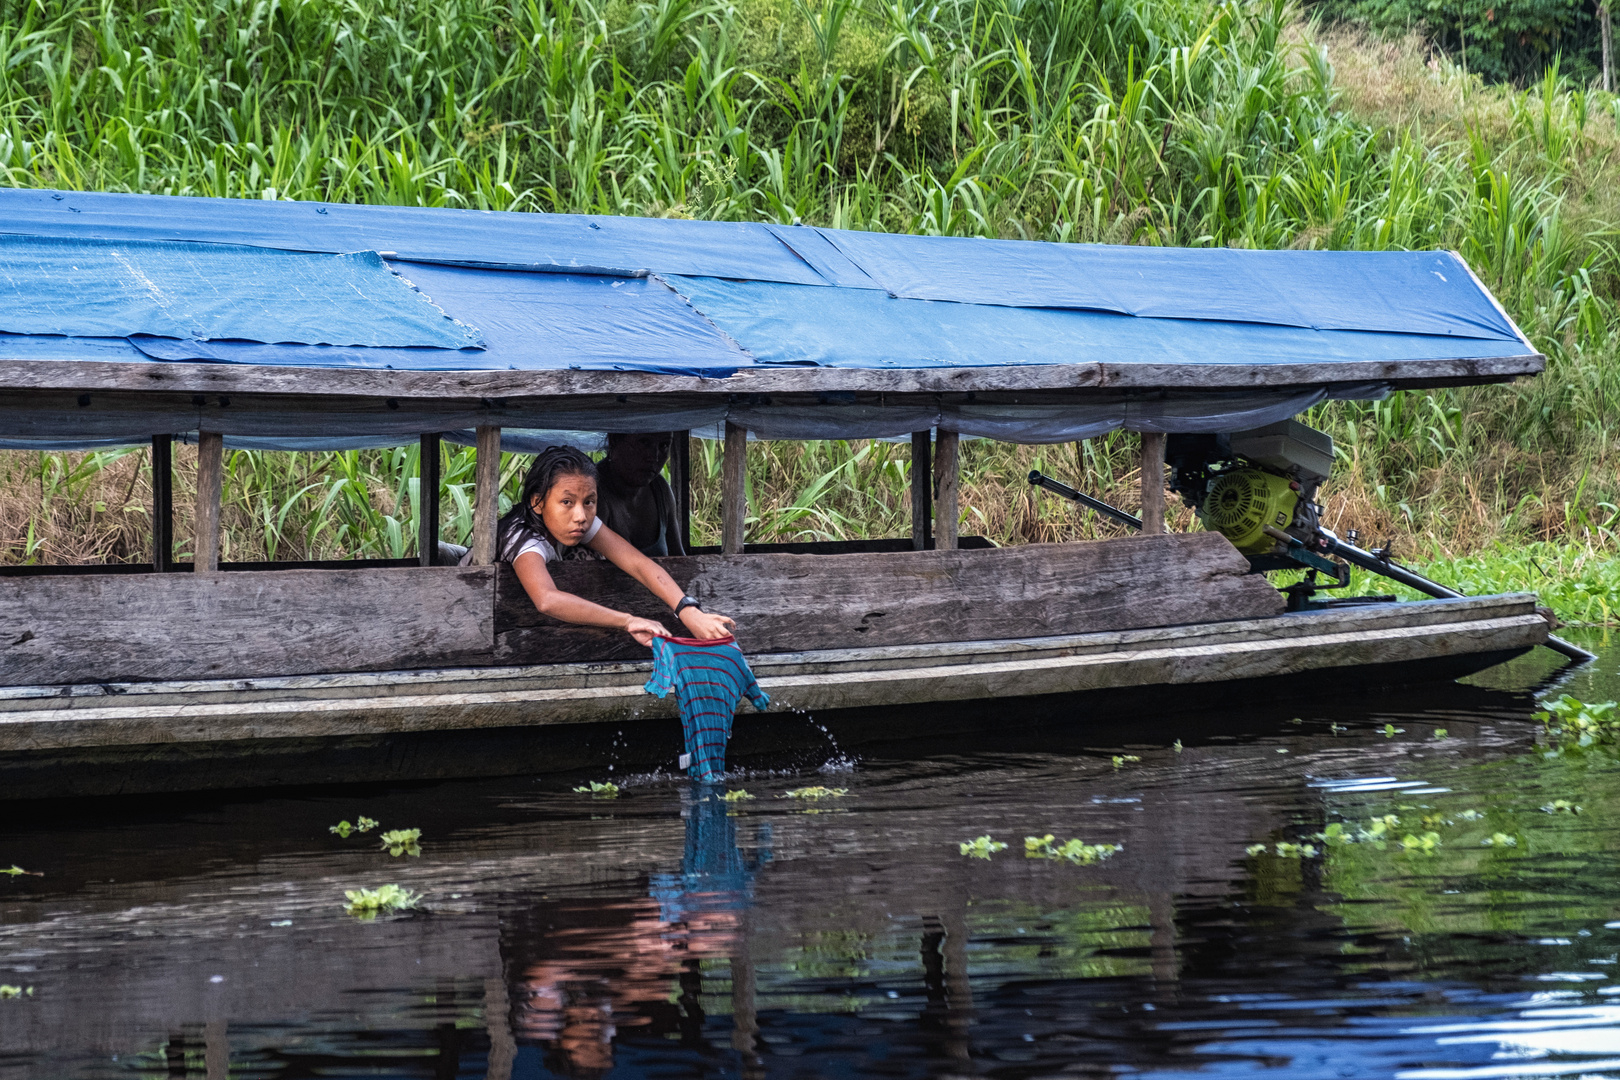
[0,634,1618,1078]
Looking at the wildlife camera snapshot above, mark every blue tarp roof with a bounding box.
[0,188,1534,380]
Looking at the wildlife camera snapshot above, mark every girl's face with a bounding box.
[531,472,598,546]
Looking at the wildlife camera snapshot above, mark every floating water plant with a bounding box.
[1383,724,1405,737]
[1535,695,1618,748]
[1025,835,1121,864]
[2,865,41,877]
[1542,799,1582,814]
[343,884,422,918]
[782,786,849,799]
[0,985,32,999]
[720,790,755,802]
[573,781,619,798]
[1400,832,1442,853]
[1482,832,1519,847]
[1432,729,1449,740]
[1457,809,1484,821]
[378,829,421,857]
[1246,842,1319,858]
[329,816,379,838]
[1111,755,1141,768]
[959,836,1009,859]
[1173,740,1183,753]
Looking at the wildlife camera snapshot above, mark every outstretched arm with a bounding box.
[511,550,671,646]
[588,524,735,639]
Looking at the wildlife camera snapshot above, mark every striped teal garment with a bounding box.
[644,635,769,781]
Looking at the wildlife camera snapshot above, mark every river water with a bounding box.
[3,632,1619,1079]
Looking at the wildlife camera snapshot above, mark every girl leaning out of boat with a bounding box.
[468,444,734,645]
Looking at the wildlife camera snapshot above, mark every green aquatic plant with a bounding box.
[720,790,755,802]
[959,836,1009,859]
[573,782,620,798]
[1111,755,1141,769]
[1025,835,1122,865]
[1173,740,1183,753]
[1400,832,1443,853]
[1384,724,1406,737]
[343,884,422,918]
[1482,832,1520,847]
[2,865,41,877]
[378,829,421,857]
[1542,799,1582,813]
[1433,729,1449,740]
[329,816,379,838]
[1247,842,1320,858]
[0,985,32,999]
[1535,695,1619,748]
[783,787,849,799]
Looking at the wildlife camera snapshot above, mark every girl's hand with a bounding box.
[624,615,672,646]
[678,608,736,641]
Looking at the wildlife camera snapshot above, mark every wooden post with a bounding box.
[470,425,501,566]
[932,429,959,550]
[1140,431,1166,535]
[669,429,692,554]
[911,430,932,551]
[1604,1,1613,93]
[194,430,224,572]
[418,433,441,567]
[721,421,747,555]
[151,435,173,572]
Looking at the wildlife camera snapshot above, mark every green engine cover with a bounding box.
[1199,468,1298,554]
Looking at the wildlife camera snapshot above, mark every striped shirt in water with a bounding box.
[644,635,769,782]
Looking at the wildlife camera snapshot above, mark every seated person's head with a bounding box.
[603,432,673,489]
[519,445,599,548]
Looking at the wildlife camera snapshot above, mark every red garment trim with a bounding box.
[666,635,736,647]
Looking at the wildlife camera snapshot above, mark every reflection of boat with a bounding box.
[0,190,1556,796]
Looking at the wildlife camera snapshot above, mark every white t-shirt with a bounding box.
[459,516,602,565]
[514,517,602,563]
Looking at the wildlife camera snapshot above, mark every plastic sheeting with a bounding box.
[815,233,1520,340]
[0,236,482,348]
[12,267,752,374]
[664,277,1532,370]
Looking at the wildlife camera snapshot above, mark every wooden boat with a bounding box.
[0,189,1560,797]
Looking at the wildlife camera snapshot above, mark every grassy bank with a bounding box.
[1,0,1618,583]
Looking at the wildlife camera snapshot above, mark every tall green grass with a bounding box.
[1,0,1619,567]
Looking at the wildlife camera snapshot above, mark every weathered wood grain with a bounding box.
[0,354,1544,401]
[910,431,931,550]
[193,430,224,572]
[471,424,500,565]
[722,421,747,555]
[933,430,959,550]
[0,567,496,684]
[493,533,1286,664]
[1140,431,1166,535]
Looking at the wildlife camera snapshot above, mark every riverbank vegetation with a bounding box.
[0,0,1616,611]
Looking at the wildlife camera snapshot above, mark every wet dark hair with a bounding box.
[497,444,598,559]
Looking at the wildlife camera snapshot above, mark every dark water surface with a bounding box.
[4,633,1620,1080]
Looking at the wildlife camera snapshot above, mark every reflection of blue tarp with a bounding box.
[0,236,481,349]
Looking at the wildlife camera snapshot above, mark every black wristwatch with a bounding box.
[674,595,702,617]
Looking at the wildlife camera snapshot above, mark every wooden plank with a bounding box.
[493,533,1287,663]
[0,605,1545,749]
[151,435,173,572]
[721,421,747,555]
[933,430,959,550]
[418,433,440,567]
[1140,431,1166,534]
[0,567,496,684]
[194,430,224,572]
[670,429,692,553]
[470,424,500,565]
[910,430,931,551]
[0,354,1546,401]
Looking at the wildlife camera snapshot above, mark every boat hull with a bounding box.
[0,595,1547,799]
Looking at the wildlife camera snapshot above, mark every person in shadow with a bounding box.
[595,433,686,557]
